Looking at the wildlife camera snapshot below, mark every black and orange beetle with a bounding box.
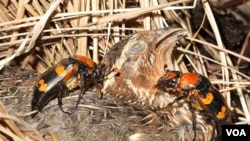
[156,70,231,140]
[156,71,231,122]
[31,55,103,117]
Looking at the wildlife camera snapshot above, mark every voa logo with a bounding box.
[226,129,247,136]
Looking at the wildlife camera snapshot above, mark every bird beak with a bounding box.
[156,28,188,47]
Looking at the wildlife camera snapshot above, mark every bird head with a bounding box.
[103,28,187,90]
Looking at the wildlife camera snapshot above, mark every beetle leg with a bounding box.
[188,96,197,141]
[94,80,103,99]
[57,81,72,114]
[75,73,87,110]
[95,84,103,99]
[94,64,104,99]
[157,92,189,122]
[210,119,218,141]
[166,92,189,109]
[199,110,219,141]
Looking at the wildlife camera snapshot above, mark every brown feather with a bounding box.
[101,28,216,141]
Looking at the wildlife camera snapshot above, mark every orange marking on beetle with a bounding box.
[166,71,178,79]
[217,106,227,119]
[201,92,214,105]
[179,73,199,88]
[192,89,210,112]
[38,79,48,92]
[62,64,78,82]
[55,65,67,76]
[75,55,95,68]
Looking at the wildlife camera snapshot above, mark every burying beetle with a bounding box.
[31,55,103,117]
[156,70,231,141]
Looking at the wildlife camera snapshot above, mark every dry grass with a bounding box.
[0,0,250,140]
[0,101,43,141]
[0,0,192,72]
